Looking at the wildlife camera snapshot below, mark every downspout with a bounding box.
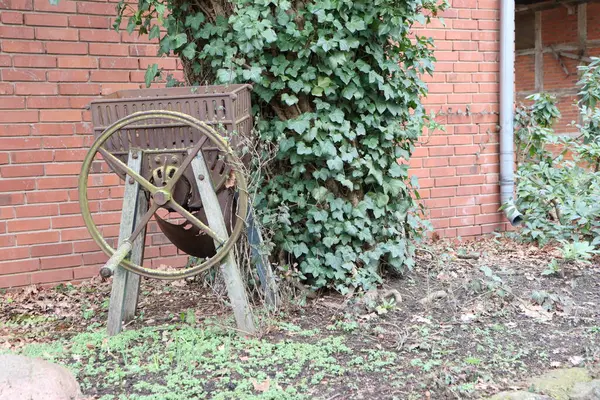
[499,0,524,226]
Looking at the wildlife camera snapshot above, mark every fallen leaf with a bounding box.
[550,361,562,368]
[251,377,270,393]
[569,355,584,366]
[225,170,236,188]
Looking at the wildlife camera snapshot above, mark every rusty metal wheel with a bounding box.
[79,110,248,280]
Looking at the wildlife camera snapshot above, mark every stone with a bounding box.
[0,354,82,400]
[570,380,600,400]
[488,390,554,400]
[529,368,592,400]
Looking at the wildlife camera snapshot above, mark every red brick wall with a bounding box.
[0,0,187,288]
[0,0,506,288]
[515,3,600,134]
[412,0,507,239]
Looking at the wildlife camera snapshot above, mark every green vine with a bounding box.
[114,0,444,292]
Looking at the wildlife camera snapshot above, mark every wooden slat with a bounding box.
[535,11,544,92]
[190,151,256,334]
[107,150,144,336]
[578,3,587,54]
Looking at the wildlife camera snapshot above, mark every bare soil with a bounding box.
[1,237,599,399]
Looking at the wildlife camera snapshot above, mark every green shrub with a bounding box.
[511,58,600,247]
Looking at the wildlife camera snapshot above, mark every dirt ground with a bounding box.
[1,237,599,399]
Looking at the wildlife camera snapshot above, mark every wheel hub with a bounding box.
[152,190,171,206]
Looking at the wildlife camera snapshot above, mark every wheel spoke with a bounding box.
[99,148,158,194]
[128,202,160,243]
[164,136,208,192]
[167,199,226,245]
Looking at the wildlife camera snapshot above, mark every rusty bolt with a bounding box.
[198,174,205,181]
[129,177,134,184]
[170,156,179,164]
[154,156,161,164]
[132,152,139,159]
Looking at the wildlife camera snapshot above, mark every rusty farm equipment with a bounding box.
[79,84,276,335]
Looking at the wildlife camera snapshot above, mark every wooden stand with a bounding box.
[105,150,276,336]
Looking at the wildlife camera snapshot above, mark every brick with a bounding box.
[0,110,38,123]
[0,137,41,150]
[79,29,120,42]
[2,178,36,193]
[37,176,78,190]
[35,27,79,41]
[32,123,74,135]
[13,55,56,67]
[31,269,74,284]
[0,259,39,275]
[45,163,81,176]
[73,265,100,280]
[99,57,138,69]
[1,11,24,24]
[431,187,456,198]
[0,97,25,109]
[0,235,16,247]
[430,167,456,177]
[434,177,461,187]
[57,56,98,69]
[58,83,101,95]
[89,43,129,56]
[39,110,82,122]
[83,252,109,265]
[43,136,84,148]
[129,44,158,57]
[7,218,51,233]
[76,1,117,14]
[17,231,60,245]
[456,226,483,237]
[15,204,58,218]
[0,274,31,288]
[100,83,140,95]
[0,26,34,39]
[0,83,14,95]
[0,55,11,66]
[33,0,76,13]
[31,243,73,257]
[45,41,88,54]
[90,70,130,82]
[69,97,95,109]
[1,164,44,178]
[54,149,87,161]
[0,154,8,166]
[1,69,46,81]
[2,0,33,10]
[68,15,110,29]
[60,227,90,241]
[26,190,69,204]
[24,13,68,26]
[27,97,71,109]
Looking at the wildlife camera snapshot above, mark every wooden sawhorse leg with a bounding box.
[106,150,147,336]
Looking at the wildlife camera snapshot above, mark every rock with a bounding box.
[529,368,592,400]
[570,380,600,400]
[0,354,81,400]
[488,390,554,400]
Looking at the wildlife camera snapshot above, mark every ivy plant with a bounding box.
[111,0,444,292]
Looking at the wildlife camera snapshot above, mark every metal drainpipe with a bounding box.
[499,0,524,226]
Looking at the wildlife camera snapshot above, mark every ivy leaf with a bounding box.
[149,25,161,40]
[182,43,197,60]
[292,242,309,258]
[185,13,205,30]
[346,17,366,33]
[327,157,343,171]
[261,29,277,43]
[172,33,188,49]
[329,109,344,124]
[281,93,299,106]
[242,66,263,81]
[288,119,310,134]
[144,64,159,88]
[389,162,404,178]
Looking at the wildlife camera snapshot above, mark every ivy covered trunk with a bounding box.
[119,0,443,292]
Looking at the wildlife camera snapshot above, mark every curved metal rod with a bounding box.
[167,199,226,245]
[98,148,158,194]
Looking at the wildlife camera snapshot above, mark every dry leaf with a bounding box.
[225,170,236,188]
[569,355,584,366]
[251,378,270,393]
